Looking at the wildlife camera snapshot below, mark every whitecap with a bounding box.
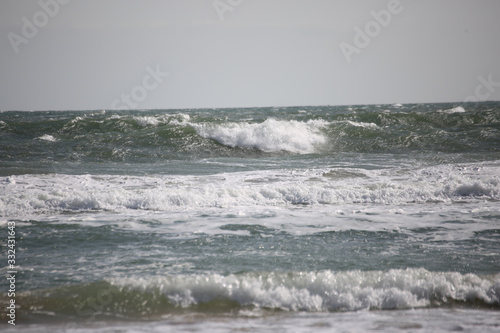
[133,116,160,127]
[346,121,379,128]
[191,118,328,154]
[37,134,58,142]
[440,106,466,113]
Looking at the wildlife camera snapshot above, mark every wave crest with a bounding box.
[18,269,500,321]
[190,118,328,154]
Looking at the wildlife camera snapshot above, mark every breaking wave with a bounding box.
[190,118,328,154]
[13,269,500,322]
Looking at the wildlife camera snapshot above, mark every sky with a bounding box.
[1,0,499,111]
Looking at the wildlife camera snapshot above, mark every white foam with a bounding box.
[440,106,466,113]
[345,121,379,128]
[1,162,499,219]
[111,269,500,311]
[128,113,191,127]
[133,116,160,127]
[37,134,58,142]
[190,118,328,154]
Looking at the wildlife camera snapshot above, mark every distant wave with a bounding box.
[190,118,329,154]
[439,106,466,114]
[1,105,499,164]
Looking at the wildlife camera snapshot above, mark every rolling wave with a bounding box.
[10,269,500,322]
[190,118,328,154]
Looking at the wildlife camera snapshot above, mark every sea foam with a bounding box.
[1,162,499,218]
[37,134,58,142]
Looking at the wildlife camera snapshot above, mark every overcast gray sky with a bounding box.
[1,0,499,110]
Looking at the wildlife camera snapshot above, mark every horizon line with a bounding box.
[1,100,498,113]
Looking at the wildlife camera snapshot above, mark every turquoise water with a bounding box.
[1,103,500,331]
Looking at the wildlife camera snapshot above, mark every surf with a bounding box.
[189,118,329,154]
[16,269,500,323]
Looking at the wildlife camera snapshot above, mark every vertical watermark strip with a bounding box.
[6,221,17,326]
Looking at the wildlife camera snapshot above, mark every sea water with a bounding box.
[1,103,499,332]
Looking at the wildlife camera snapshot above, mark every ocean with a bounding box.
[1,103,500,332]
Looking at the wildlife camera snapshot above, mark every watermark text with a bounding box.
[464,74,500,103]
[339,0,412,64]
[111,65,169,110]
[7,0,71,54]
[213,0,243,21]
[6,221,17,326]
